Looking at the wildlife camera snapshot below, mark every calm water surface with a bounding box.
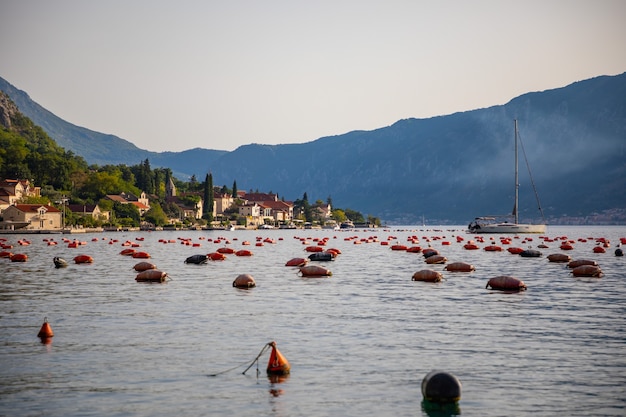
[1,226,625,416]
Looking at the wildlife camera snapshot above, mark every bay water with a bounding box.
[1,225,625,416]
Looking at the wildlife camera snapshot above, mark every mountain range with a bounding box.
[1,73,625,224]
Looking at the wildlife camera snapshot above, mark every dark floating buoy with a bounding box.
[616,245,624,257]
[267,341,291,376]
[53,257,68,268]
[421,370,462,404]
[308,252,334,262]
[520,249,542,258]
[37,317,54,344]
[185,254,208,264]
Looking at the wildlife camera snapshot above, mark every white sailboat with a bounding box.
[467,120,546,234]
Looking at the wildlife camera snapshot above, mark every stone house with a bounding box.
[0,179,41,212]
[105,191,151,215]
[67,204,110,221]
[1,204,62,230]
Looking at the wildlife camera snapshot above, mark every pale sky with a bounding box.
[1,0,625,152]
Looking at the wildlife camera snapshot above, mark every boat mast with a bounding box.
[514,119,519,225]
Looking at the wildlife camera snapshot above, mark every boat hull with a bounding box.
[468,223,545,234]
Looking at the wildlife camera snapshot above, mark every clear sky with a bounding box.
[1,0,625,152]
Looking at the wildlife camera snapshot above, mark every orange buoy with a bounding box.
[0,250,13,258]
[406,246,422,253]
[391,244,408,251]
[267,341,290,376]
[208,252,227,261]
[507,247,524,254]
[483,245,502,252]
[133,261,157,272]
[10,253,28,262]
[217,247,235,254]
[411,269,443,282]
[120,248,136,256]
[285,257,308,267]
[571,265,603,277]
[425,255,447,264]
[547,253,571,263]
[37,317,54,339]
[233,274,256,288]
[567,259,598,268]
[299,265,332,277]
[463,243,480,250]
[560,243,574,250]
[486,276,527,291]
[235,249,253,257]
[135,269,168,282]
[132,251,151,259]
[73,254,94,264]
[304,245,324,253]
[444,262,475,272]
[593,246,606,254]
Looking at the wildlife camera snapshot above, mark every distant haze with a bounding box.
[1,0,625,152]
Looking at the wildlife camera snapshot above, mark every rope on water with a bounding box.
[206,343,271,377]
[242,343,271,375]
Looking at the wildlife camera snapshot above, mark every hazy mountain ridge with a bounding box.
[1,73,624,223]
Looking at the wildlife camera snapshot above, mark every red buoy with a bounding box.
[233,274,256,288]
[267,341,290,375]
[299,265,332,277]
[135,270,168,282]
[425,255,447,264]
[133,261,157,272]
[285,257,307,267]
[412,270,443,282]
[486,276,527,291]
[73,254,94,264]
[571,265,603,277]
[444,262,475,272]
[10,253,28,262]
[37,317,54,341]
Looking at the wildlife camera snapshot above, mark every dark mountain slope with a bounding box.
[2,73,624,223]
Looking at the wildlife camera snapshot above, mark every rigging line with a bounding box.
[208,343,271,377]
[242,343,271,375]
[517,129,546,224]
[207,359,252,377]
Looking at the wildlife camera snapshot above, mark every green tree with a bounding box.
[144,202,168,227]
[331,209,347,222]
[113,201,141,227]
[232,180,238,199]
[344,208,365,223]
[202,173,214,222]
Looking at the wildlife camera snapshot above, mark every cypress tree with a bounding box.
[203,172,214,223]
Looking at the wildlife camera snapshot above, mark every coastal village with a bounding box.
[0,177,335,232]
